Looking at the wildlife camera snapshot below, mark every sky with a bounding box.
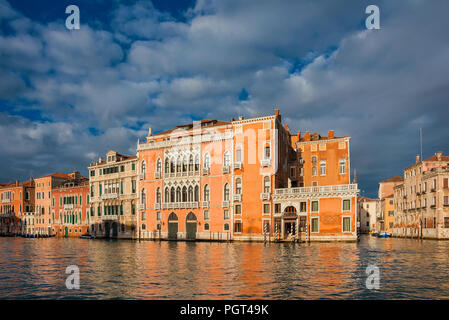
[1,0,448,198]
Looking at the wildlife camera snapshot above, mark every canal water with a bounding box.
[1,235,449,299]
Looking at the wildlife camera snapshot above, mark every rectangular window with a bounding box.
[141,212,146,221]
[235,204,241,215]
[444,196,449,206]
[311,144,317,152]
[132,163,136,171]
[311,200,319,212]
[445,217,449,228]
[263,203,270,214]
[343,199,351,211]
[204,210,209,220]
[120,165,125,172]
[320,161,326,176]
[444,178,449,189]
[311,218,319,232]
[338,141,346,149]
[264,145,270,159]
[90,170,95,177]
[120,181,124,195]
[339,160,346,174]
[300,201,307,213]
[132,180,136,194]
[235,149,242,162]
[224,209,229,220]
[319,143,326,151]
[131,204,135,215]
[274,203,281,213]
[234,221,242,233]
[290,167,296,178]
[343,217,351,232]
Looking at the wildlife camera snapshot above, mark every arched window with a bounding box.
[264,176,270,193]
[189,154,194,171]
[195,154,200,171]
[194,185,199,202]
[235,178,242,194]
[182,186,187,202]
[223,151,230,166]
[183,155,187,172]
[165,158,170,173]
[141,188,146,205]
[204,153,210,168]
[223,183,230,201]
[177,156,182,172]
[176,187,181,202]
[188,186,193,202]
[156,188,161,204]
[170,187,175,203]
[141,161,146,176]
[170,157,175,173]
[156,158,162,173]
[320,160,326,176]
[165,187,169,202]
[235,148,242,162]
[204,185,210,202]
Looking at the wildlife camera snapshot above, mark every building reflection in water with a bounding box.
[2,236,449,299]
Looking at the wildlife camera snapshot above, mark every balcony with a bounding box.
[222,201,230,208]
[101,215,118,221]
[140,204,146,210]
[274,184,358,195]
[64,204,74,210]
[154,171,161,179]
[222,166,230,174]
[154,203,161,210]
[202,167,210,175]
[2,199,11,204]
[139,173,145,180]
[233,194,242,202]
[260,159,271,167]
[202,201,209,208]
[101,193,118,200]
[260,193,271,200]
[233,162,242,170]
[431,188,436,193]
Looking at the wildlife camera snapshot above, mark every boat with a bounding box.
[377,231,392,238]
[371,232,378,237]
[79,234,94,239]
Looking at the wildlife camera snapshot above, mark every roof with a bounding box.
[358,196,378,202]
[152,119,231,137]
[35,172,71,180]
[0,178,34,189]
[380,176,404,183]
[382,193,394,199]
[423,154,449,162]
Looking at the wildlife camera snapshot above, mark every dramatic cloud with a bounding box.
[0,0,448,197]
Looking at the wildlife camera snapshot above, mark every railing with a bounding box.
[101,215,118,220]
[222,166,230,174]
[260,159,271,167]
[233,162,242,170]
[154,171,161,179]
[222,201,230,208]
[140,204,146,210]
[64,204,74,210]
[202,167,210,175]
[160,202,199,209]
[1,199,11,204]
[101,193,118,200]
[140,173,145,180]
[154,203,161,209]
[202,201,209,208]
[233,194,241,202]
[274,184,358,195]
[260,193,271,200]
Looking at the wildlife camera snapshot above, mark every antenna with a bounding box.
[420,128,423,161]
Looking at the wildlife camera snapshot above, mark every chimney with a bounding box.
[16,180,19,186]
[238,116,244,120]
[328,130,335,139]
[231,118,235,121]
[304,131,310,141]
[416,154,420,164]
[148,127,153,136]
[99,156,103,163]
[274,109,280,116]
[437,152,442,161]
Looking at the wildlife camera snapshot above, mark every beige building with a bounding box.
[357,197,378,233]
[393,152,449,239]
[88,150,138,239]
[377,176,403,232]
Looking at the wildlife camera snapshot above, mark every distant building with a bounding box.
[0,179,35,235]
[357,196,378,233]
[393,152,449,239]
[51,174,90,237]
[88,150,138,239]
[377,176,404,232]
